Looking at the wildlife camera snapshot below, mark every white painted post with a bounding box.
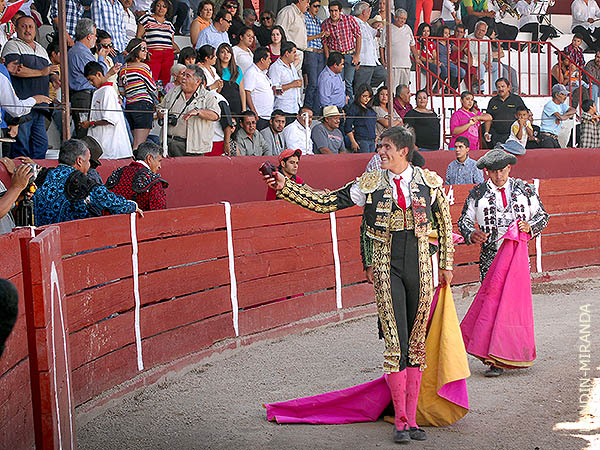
[161,107,168,157]
[304,111,309,152]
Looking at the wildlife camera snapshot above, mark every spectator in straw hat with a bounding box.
[311,105,346,154]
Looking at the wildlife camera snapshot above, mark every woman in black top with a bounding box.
[403,89,440,151]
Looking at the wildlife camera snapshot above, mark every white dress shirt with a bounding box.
[349,165,415,207]
[268,58,302,114]
[244,64,274,120]
[516,0,538,28]
[356,18,379,67]
[0,72,35,117]
[572,0,600,31]
[282,120,314,155]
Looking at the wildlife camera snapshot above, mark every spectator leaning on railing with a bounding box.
[539,84,576,149]
[106,141,168,210]
[33,139,141,226]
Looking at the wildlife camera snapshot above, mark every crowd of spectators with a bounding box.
[0,0,592,162]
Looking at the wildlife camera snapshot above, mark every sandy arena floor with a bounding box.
[77,278,600,450]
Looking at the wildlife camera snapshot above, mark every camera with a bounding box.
[157,114,179,127]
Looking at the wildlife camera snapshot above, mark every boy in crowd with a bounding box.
[82,61,133,159]
[445,135,484,185]
[580,99,600,148]
[498,106,534,155]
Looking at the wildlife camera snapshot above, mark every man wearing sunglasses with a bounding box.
[195,9,232,50]
[255,11,275,47]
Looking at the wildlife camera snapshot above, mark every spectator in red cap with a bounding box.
[266,148,304,200]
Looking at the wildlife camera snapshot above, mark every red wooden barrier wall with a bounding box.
[0,228,35,450]
[1,149,599,209]
[21,226,76,449]
[1,176,599,446]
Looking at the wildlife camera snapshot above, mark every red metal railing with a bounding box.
[411,36,600,148]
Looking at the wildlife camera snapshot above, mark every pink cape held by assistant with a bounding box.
[460,220,536,368]
[264,285,470,427]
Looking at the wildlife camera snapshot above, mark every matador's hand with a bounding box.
[365,266,374,284]
[518,220,531,233]
[439,269,453,287]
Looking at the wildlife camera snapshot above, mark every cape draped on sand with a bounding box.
[264,286,470,427]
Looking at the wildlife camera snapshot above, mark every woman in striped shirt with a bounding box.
[137,0,180,85]
[119,38,159,150]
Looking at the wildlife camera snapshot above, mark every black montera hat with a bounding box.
[476,149,517,170]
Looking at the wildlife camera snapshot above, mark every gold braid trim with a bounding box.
[372,239,402,373]
[407,235,434,369]
[434,186,455,270]
[276,178,339,213]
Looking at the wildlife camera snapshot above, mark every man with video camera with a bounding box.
[159,65,220,156]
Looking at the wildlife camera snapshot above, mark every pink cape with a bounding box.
[264,287,470,426]
[460,221,536,368]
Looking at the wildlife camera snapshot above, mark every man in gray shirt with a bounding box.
[311,105,346,154]
[260,109,287,156]
[233,111,271,156]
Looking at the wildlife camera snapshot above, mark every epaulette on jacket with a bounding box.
[357,169,384,194]
[417,167,443,188]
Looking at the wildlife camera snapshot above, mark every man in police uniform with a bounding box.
[458,149,549,376]
[265,126,454,444]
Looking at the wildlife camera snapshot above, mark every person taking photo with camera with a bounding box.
[159,64,220,156]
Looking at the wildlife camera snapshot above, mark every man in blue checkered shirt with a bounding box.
[304,0,328,111]
[50,0,84,46]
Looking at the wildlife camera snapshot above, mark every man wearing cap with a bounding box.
[311,106,346,154]
[106,141,168,211]
[266,149,304,201]
[265,126,454,444]
[458,148,548,377]
[539,84,577,148]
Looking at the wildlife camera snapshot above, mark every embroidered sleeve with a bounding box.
[89,185,137,216]
[528,193,549,238]
[432,185,454,270]
[276,177,356,213]
[360,214,373,269]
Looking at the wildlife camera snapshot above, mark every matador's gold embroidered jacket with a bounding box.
[276,166,454,369]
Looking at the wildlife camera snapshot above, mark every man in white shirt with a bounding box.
[268,42,302,121]
[244,47,275,130]
[515,0,554,50]
[353,2,387,95]
[468,20,495,94]
[379,9,419,93]
[282,107,314,155]
[82,61,133,159]
[572,0,600,52]
[276,0,309,68]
